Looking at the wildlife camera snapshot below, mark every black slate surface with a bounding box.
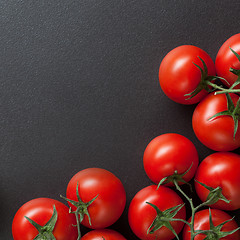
[1,1,240,239]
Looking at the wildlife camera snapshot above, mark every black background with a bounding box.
[1,0,240,239]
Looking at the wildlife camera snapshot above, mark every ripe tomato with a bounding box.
[128,185,186,240]
[143,133,199,186]
[66,168,126,229]
[12,198,78,240]
[192,92,240,151]
[81,229,126,240]
[182,209,240,240]
[159,45,216,104]
[215,33,240,88]
[195,152,240,211]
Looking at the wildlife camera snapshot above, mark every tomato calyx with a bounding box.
[173,179,235,240]
[184,57,240,99]
[61,183,98,240]
[157,163,193,190]
[195,180,230,206]
[194,209,240,240]
[184,57,216,100]
[184,57,229,100]
[229,47,240,89]
[24,205,57,240]
[216,48,240,94]
[208,93,240,138]
[146,202,185,240]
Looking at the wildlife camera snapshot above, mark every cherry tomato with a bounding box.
[12,198,77,240]
[192,92,240,151]
[81,229,126,240]
[215,33,240,88]
[66,168,126,229]
[143,133,199,186]
[159,45,216,104]
[195,152,240,211]
[183,209,240,240]
[128,185,186,240]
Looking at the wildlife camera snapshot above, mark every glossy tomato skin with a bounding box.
[182,209,240,240]
[195,152,240,211]
[66,168,126,229]
[159,45,216,104]
[12,198,78,240]
[143,133,199,186]
[192,92,240,151]
[128,185,186,240]
[81,229,126,240]
[215,33,240,88]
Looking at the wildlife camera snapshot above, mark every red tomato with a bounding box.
[143,133,199,186]
[195,152,240,211]
[12,198,78,240]
[81,229,126,240]
[128,185,186,240]
[159,45,216,104]
[66,168,126,229]
[182,209,240,240]
[192,92,240,151]
[215,33,240,88]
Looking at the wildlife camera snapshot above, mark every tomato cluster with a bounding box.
[129,34,240,239]
[135,133,240,240]
[140,33,240,239]
[159,34,240,151]
[12,168,127,240]
[12,33,240,240]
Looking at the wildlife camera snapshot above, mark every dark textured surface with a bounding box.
[1,0,240,239]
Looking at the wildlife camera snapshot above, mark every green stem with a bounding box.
[206,81,228,91]
[75,212,81,240]
[173,180,196,240]
[173,179,238,240]
[214,89,240,95]
[167,217,191,226]
[206,81,240,95]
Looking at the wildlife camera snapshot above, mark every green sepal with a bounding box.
[146,202,185,240]
[208,93,240,139]
[157,163,193,191]
[33,232,56,240]
[230,47,240,62]
[157,177,168,188]
[60,182,98,240]
[194,209,240,239]
[228,47,240,89]
[61,183,98,225]
[184,57,213,100]
[185,54,240,98]
[195,180,230,205]
[184,57,231,100]
[25,205,57,240]
[229,48,240,75]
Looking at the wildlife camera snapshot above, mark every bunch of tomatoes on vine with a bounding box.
[12,33,240,240]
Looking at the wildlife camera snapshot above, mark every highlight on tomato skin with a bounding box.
[66,168,126,229]
[194,152,240,211]
[182,209,240,240]
[81,229,127,240]
[215,33,240,89]
[143,133,199,186]
[159,45,216,105]
[128,185,186,240]
[12,198,78,240]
